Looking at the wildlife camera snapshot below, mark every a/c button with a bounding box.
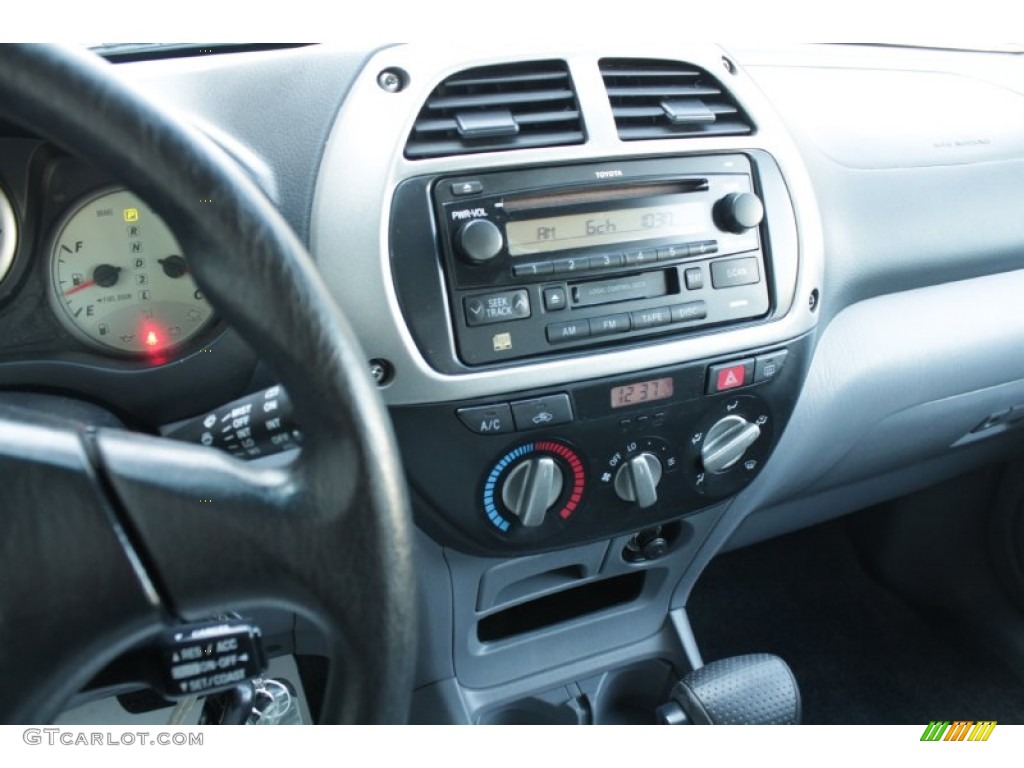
[456,403,513,435]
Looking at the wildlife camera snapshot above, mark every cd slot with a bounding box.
[570,269,675,308]
[503,179,709,214]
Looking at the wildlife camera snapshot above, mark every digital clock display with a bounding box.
[505,198,707,256]
[610,377,674,409]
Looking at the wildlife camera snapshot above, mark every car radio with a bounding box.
[432,154,772,365]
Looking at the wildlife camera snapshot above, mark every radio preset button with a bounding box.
[693,240,719,256]
[511,394,574,430]
[711,256,760,289]
[552,256,590,275]
[670,301,707,322]
[543,286,568,312]
[456,403,513,435]
[657,244,687,262]
[464,290,531,327]
[624,248,658,267]
[546,319,590,343]
[589,313,631,337]
[589,253,624,270]
[684,267,704,290]
[512,261,554,277]
[630,307,672,330]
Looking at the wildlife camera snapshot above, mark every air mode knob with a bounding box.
[456,219,504,264]
[501,457,564,527]
[701,415,761,474]
[613,452,664,509]
[714,192,764,234]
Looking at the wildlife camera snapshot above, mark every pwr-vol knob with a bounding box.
[456,219,504,264]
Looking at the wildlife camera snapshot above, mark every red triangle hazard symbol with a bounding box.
[723,370,739,387]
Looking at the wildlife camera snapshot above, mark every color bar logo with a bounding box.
[920,721,997,741]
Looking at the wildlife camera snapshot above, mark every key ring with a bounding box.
[251,678,293,724]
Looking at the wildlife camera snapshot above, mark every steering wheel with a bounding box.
[0,45,415,723]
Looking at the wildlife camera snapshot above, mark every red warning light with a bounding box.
[145,330,160,347]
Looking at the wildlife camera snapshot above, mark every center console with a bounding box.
[389,150,809,555]
[312,44,824,723]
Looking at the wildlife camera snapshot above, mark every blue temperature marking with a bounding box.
[483,443,534,532]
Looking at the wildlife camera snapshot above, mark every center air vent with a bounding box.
[405,61,585,160]
[600,58,754,141]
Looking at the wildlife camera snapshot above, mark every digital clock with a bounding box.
[610,377,674,409]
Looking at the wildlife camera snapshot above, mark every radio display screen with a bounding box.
[610,377,674,409]
[506,199,707,256]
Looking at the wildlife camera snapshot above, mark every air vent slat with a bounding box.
[616,121,753,140]
[443,71,568,88]
[600,67,702,79]
[404,131,585,160]
[413,110,583,136]
[604,85,723,98]
[427,88,575,111]
[406,60,585,160]
[600,57,754,142]
[612,104,738,119]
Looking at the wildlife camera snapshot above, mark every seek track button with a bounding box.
[464,290,531,326]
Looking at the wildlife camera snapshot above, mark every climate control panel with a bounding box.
[391,335,810,555]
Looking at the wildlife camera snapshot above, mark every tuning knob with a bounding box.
[714,192,764,234]
[456,219,504,264]
[501,457,564,527]
[614,452,663,509]
[701,415,761,474]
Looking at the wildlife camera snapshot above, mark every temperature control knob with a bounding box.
[614,452,663,509]
[714,192,764,234]
[456,219,504,264]
[501,457,564,527]
[701,415,761,474]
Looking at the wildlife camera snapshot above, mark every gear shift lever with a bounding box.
[657,654,801,725]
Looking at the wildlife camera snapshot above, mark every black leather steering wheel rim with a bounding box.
[0,44,415,724]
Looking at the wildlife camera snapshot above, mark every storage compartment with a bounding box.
[476,658,676,725]
[477,571,645,643]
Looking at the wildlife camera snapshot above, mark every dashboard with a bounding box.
[4,42,1024,724]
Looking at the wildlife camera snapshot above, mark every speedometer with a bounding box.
[49,188,213,355]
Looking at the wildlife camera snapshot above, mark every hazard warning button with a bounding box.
[706,360,755,394]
